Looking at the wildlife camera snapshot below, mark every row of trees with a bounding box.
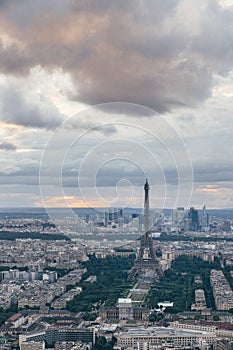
[0,231,70,241]
[157,233,233,243]
[146,255,220,313]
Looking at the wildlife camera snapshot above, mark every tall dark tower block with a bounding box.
[129,179,163,280]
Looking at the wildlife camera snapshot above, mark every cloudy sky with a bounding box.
[0,0,233,210]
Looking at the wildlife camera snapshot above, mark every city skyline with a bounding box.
[0,0,233,208]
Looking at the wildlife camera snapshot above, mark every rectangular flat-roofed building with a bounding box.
[117,326,216,349]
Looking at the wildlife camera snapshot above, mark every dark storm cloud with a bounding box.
[0,0,232,113]
[0,141,17,151]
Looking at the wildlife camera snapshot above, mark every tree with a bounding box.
[83,312,97,321]
[93,336,114,350]
[67,256,134,312]
[149,312,164,322]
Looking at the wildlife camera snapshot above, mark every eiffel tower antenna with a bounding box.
[144,177,150,234]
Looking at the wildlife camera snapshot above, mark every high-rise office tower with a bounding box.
[200,205,210,231]
[188,207,199,231]
[104,210,109,227]
[223,220,231,232]
[172,207,185,224]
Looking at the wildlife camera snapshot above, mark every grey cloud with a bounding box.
[0,157,39,176]
[0,43,33,75]
[93,124,117,136]
[0,0,70,25]
[65,115,117,135]
[0,0,232,113]
[0,176,39,186]
[194,163,233,183]
[0,141,17,151]
[178,114,196,122]
[71,0,179,21]
[0,84,64,129]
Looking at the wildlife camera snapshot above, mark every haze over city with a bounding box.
[0,0,233,209]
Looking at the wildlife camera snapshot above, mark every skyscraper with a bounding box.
[200,205,210,231]
[104,210,109,227]
[188,207,199,231]
[172,207,185,224]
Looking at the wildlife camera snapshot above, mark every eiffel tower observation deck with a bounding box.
[129,179,163,280]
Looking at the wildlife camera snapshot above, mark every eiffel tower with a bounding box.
[129,179,163,279]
